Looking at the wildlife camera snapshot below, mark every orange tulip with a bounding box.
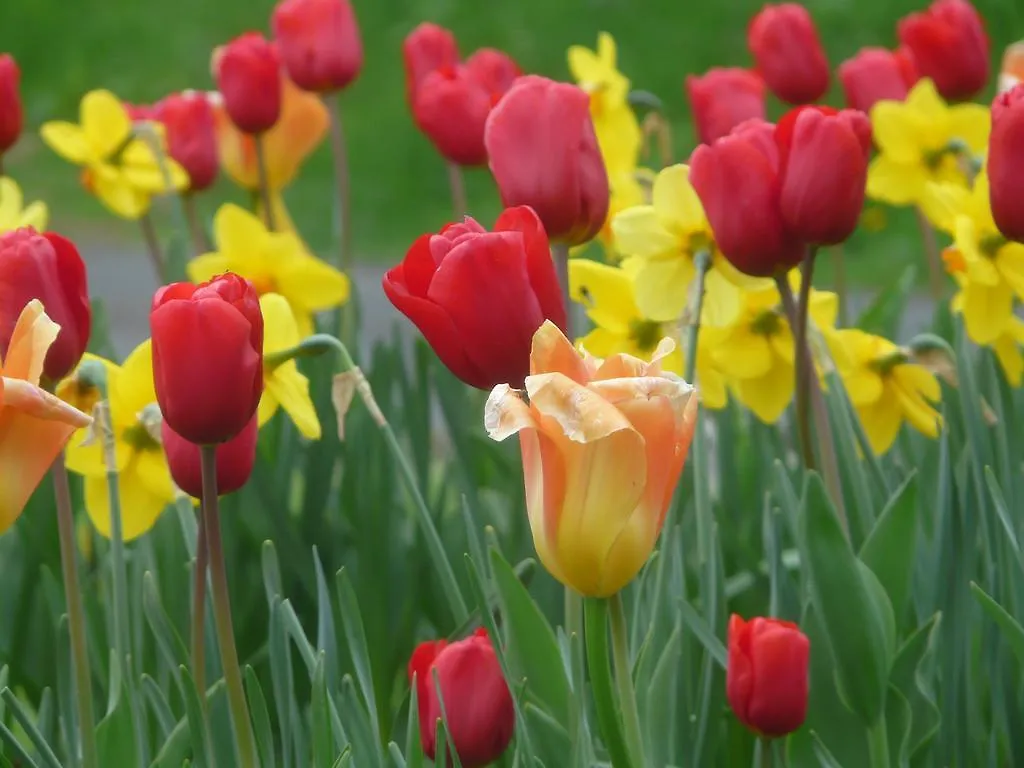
[0,300,93,532]
[485,320,698,596]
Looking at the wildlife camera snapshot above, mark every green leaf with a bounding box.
[0,689,60,768]
[890,615,941,763]
[859,473,919,621]
[313,548,340,686]
[336,568,381,743]
[809,731,846,768]
[885,685,912,767]
[404,679,423,768]
[985,467,1024,574]
[176,665,214,768]
[244,666,276,768]
[677,598,727,669]
[971,583,1024,666]
[856,263,918,339]
[312,653,335,768]
[0,720,37,768]
[141,675,177,740]
[431,670,464,768]
[142,572,186,692]
[96,653,137,766]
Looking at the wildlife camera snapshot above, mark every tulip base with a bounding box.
[447,161,467,219]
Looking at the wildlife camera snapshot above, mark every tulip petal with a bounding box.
[2,299,57,384]
[496,206,567,331]
[529,320,595,383]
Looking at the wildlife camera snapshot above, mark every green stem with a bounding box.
[683,250,711,383]
[139,212,165,283]
[255,134,276,232]
[182,192,211,256]
[774,273,815,472]
[608,593,645,767]
[867,718,890,768]
[552,242,572,338]
[200,446,258,767]
[832,244,849,327]
[565,588,584,747]
[191,503,209,707]
[324,93,357,350]
[795,250,816,469]
[757,736,773,768]
[447,161,467,220]
[583,598,634,768]
[914,207,944,301]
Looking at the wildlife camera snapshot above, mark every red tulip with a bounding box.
[124,102,157,122]
[150,274,263,445]
[0,54,22,155]
[898,0,989,101]
[686,67,767,145]
[990,84,1024,242]
[162,413,258,498]
[213,33,282,134]
[408,629,514,767]
[747,3,830,105]
[485,76,609,245]
[727,614,809,737]
[272,0,363,93]
[383,206,566,390]
[0,229,91,383]
[838,47,919,113]
[464,48,521,96]
[153,92,219,192]
[403,23,460,107]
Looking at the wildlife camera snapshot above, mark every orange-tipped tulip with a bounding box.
[0,300,93,532]
[485,321,698,596]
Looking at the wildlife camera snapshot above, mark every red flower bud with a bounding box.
[383,206,566,390]
[151,274,264,445]
[403,23,460,108]
[124,102,157,122]
[898,0,989,102]
[0,229,91,383]
[161,413,258,498]
[153,92,219,192]
[272,0,363,93]
[727,614,809,737]
[686,67,767,145]
[0,54,22,155]
[213,33,282,134]
[747,3,830,105]
[990,84,1024,242]
[408,629,514,768]
[838,47,919,113]
[463,48,521,97]
[485,76,609,245]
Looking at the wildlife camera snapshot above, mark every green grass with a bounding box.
[2,0,1021,284]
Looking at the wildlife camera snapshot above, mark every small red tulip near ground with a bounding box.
[213,33,283,134]
[898,0,989,102]
[403,23,460,108]
[686,67,767,145]
[747,3,830,105]
[0,54,22,155]
[838,47,919,113]
[153,92,219,192]
[408,629,514,767]
[162,413,258,498]
[0,228,91,383]
[150,274,264,445]
[272,0,363,93]
[989,84,1024,243]
[727,614,810,737]
[383,206,566,391]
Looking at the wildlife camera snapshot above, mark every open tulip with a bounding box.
[686,67,767,145]
[162,413,258,498]
[272,0,362,93]
[898,0,989,102]
[0,54,22,155]
[838,47,918,113]
[213,32,282,134]
[747,3,830,105]
[153,92,219,193]
[989,84,1024,243]
[402,23,460,107]
[486,321,698,596]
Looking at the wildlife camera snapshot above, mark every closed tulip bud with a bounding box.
[898,0,989,101]
[403,23,460,108]
[686,67,767,145]
[747,4,830,105]
[151,274,264,445]
[154,92,219,192]
[464,48,521,96]
[413,68,494,166]
[485,76,609,245]
[0,54,22,154]
[384,207,566,390]
[213,33,282,134]
[486,321,698,596]
[0,229,91,383]
[727,614,810,737]
[838,47,919,113]
[162,413,258,498]
[272,0,363,93]
[408,629,514,768]
[989,84,1024,242]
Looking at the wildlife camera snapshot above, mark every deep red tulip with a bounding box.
[124,102,157,122]
[153,92,219,192]
[408,629,514,768]
[383,206,566,390]
[686,67,767,145]
[485,76,609,245]
[748,3,830,105]
[150,274,263,444]
[213,33,282,134]
[413,68,494,166]
[0,229,91,383]
[162,413,258,498]
[0,54,22,155]
[990,84,1024,242]
[838,47,919,113]
[464,49,521,96]
[272,0,363,93]
[403,23,460,107]
[898,0,989,101]
[727,615,809,737]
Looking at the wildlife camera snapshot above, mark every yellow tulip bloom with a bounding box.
[0,177,47,232]
[0,301,93,532]
[867,78,990,207]
[485,320,698,597]
[258,293,321,439]
[827,329,942,455]
[188,204,350,337]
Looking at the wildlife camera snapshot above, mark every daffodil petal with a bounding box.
[268,366,321,440]
[40,122,93,165]
[276,258,351,313]
[83,463,170,541]
[81,90,133,161]
[569,259,640,334]
[611,206,678,259]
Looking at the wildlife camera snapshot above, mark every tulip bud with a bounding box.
[898,0,989,101]
[0,54,22,155]
[727,614,810,737]
[989,84,1024,243]
[747,4,830,105]
[408,629,514,768]
[464,48,521,96]
[413,68,494,166]
[150,274,264,445]
[485,76,609,245]
[162,413,258,498]
[272,0,363,93]
[403,23,460,108]
[213,33,283,134]
[384,207,566,390]
[153,92,219,192]
[0,228,91,383]
[686,67,767,145]
[838,47,919,113]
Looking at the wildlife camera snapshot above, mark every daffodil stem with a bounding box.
[684,250,712,383]
[609,593,646,767]
[200,445,258,768]
[552,242,572,338]
[139,212,165,283]
[191,503,209,708]
[51,453,98,768]
[255,133,276,232]
[447,161,467,219]
[914,207,945,300]
[182,193,211,256]
[584,598,634,768]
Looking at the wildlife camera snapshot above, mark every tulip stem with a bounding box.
[200,445,258,768]
[139,212,166,283]
[552,242,573,337]
[684,250,712,383]
[324,93,357,351]
[564,587,584,746]
[608,593,646,767]
[255,133,276,232]
[50,453,98,768]
[584,598,634,768]
[867,718,891,768]
[191,502,209,707]
[182,192,211,256]
[914,207,945,300]
[447,161,467,219]
[832,244,850,327]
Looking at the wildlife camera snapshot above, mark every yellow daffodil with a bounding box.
[990,316,1024,386]
[62,341,176,540]
[188,204,350,337]
[0,177,47,232]
[867,78,990,207]
[258,293,321,439]
[827,329,942,455]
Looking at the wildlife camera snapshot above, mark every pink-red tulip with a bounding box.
[162,413,258,497]
[272,0,363,93]
[686,67,767,145]
[213,33,283,134]
[402,23,460,108]
[0,54,22,155]
[747,3,830,105]
[989,84,1024,242]
[898,0,989,101]
[153,92,219,192]
[838,47,919,113]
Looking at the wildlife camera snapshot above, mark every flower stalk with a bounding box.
[552,241,572,337]
[139,212,165,283]
[609,593,645,767]
[254,134,276,232]
[324,93,357,348]
[447,161,467,219]
[584,597,633,768]
[191,504,209,705]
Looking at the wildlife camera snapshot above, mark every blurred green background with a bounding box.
[1,0,1021,285]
